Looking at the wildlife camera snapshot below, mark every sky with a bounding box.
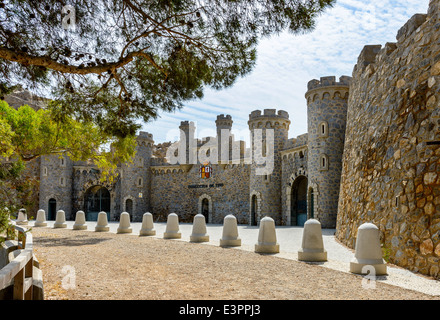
[141,0,431,145]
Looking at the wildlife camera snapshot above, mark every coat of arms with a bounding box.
[199,162,212,179]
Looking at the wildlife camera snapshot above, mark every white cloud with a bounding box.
[142,0,430,143]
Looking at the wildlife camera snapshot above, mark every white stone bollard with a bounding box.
[16,209,28,225]
[350,222,387,275]
[220,214,241,247]
[298,219,327,262]
[163,213,181,239]
[34,209,47,227]
[190,214,209,243]
[255,216,279,253]
[53,210,67,228]
[95,211,110,232]
[73,211,87,230]
[117,212,132,234]
[139,212,156,236]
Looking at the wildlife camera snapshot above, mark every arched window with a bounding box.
[43,167,48,176]
[137,177,143,187]
[60,177,66,186]
[60,157,66,167]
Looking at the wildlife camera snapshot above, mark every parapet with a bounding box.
[179,121,195,129]
[396,13,427,41]
[137,131,153,141]
[428,0,439,17]
[215,114,233,127]
[137,131,154,145]
[248,109,290,121]
[306,76,351,92]
[216,114,232,121]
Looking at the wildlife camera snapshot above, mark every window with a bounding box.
[137,157,144,168]
[43,167,48,176]
[319,121,328,138]
[60,157,66,167]
[137,177,143,187]
[320,154,329,171]
[60,177,66,186]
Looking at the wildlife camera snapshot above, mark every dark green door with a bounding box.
[291,176,308,226]
[85,186,110,221]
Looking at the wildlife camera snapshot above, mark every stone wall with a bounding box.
[150,162,250,224]
[336,0,440,279]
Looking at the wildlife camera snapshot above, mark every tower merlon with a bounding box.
[248,109,290,121]
[137,131,154,143]
[215,114,233,127]
[305,75,351,101]
[307,76,352,92]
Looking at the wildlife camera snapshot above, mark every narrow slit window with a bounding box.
[319,121,328,137]
[320,154,329,170]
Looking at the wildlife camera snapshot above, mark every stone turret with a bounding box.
[38,153,74,220]
[215,114,233,163]
[178,121,196,165]
[248,109,290,225]
[120,131,154,222]
[305,76,351,228]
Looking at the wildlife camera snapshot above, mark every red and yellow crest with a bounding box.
[199,162,212,179]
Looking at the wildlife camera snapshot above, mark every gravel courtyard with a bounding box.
[30,223,439,300]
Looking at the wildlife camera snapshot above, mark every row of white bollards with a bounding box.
[29,209,386,276]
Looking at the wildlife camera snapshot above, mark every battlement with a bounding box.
[137,131,154,141]
[428,0,439,17]
[307,76,351,92]
[396,13,427,41]
[179,121,196,130]
[216,114,232,121]
[216,114,233,128]
[248,109,289,121]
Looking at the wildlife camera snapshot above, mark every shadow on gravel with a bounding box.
[34,234,112,247]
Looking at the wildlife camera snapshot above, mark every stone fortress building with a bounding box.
[35,74,350,229]
[4,0,440,280]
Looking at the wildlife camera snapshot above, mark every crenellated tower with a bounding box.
[120,131,154,222]
[305,76,351,228]
[248,109,290,225]
[39,154,74,220]
[215,114,233,163]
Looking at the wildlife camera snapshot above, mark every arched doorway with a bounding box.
[291,176,308,226]
[201,198,209,223]
[48,198,56,220]
[125,199,133,220]
[251,195,258,226]
[85,186,110,221]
